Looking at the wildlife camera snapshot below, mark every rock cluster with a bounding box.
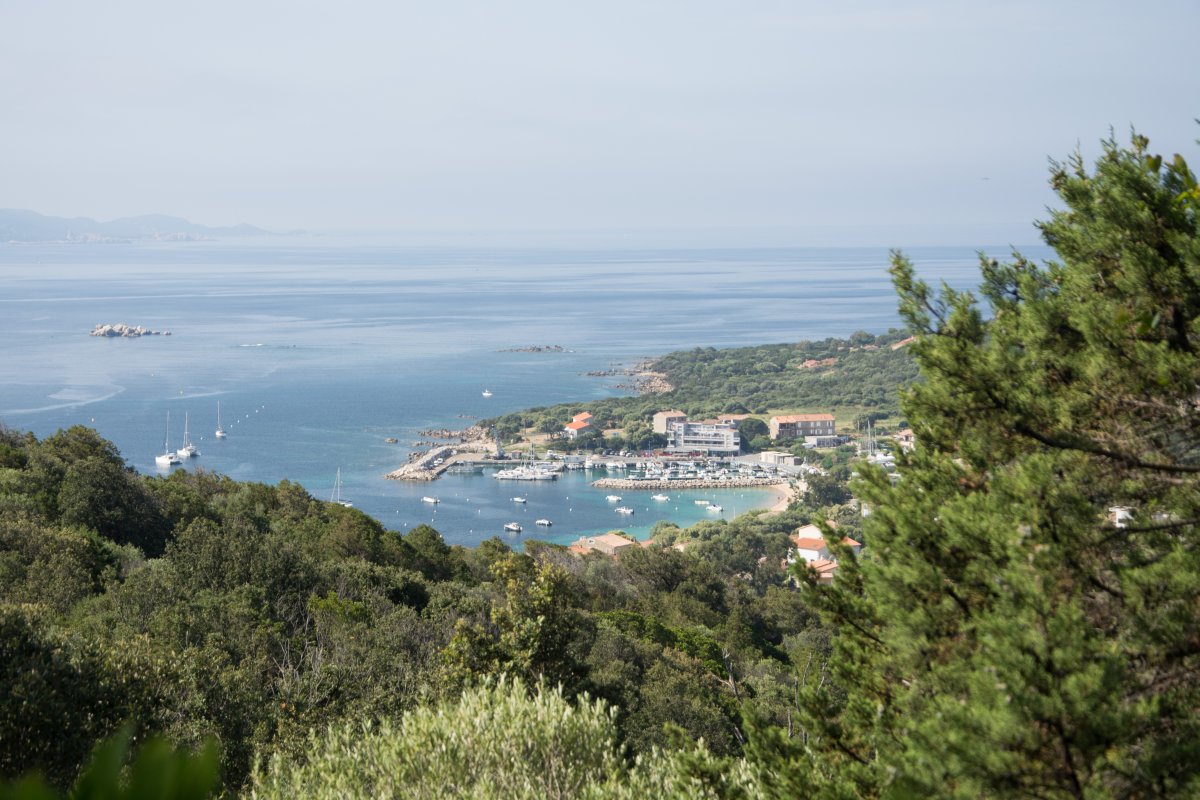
[498,344,570,353]
[89,323,170,338]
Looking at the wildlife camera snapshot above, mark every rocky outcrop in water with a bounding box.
[90,323,170,338]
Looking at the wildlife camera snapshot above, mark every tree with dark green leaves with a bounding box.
[760,133,1200,797]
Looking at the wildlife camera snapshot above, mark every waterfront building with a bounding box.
[769,413,835,441]
[652,409,688,434]
[664,419,740,455]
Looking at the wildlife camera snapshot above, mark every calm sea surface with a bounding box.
[0,239,1048,545]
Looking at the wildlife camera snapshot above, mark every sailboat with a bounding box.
[482,389,493,398]
[215,401,227,439]
[176,412,199,458]
[155,412,182,468]
[331,468,353,507]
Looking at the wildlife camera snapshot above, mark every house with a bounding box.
[894,429,916,451]
[572,412,593,424]
[769,413,836,441]
[664,419,740,455]
[568,533,637,556]
[564,420,591,439]
[652,409,688,434]
[809,559,839,585]
[786,523,862,585]
[759,450,803,467]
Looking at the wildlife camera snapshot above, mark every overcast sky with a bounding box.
[2,1,1197,245]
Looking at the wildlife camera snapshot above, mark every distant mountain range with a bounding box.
[0,209,271,242]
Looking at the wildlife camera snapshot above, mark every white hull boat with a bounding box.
[331,468,353,507]
[176,412,199,458]
[155,411,182,468]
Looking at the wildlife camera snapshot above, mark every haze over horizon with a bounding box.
[3,0,1197,247]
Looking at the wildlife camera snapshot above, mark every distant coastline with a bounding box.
[0,208,271,244]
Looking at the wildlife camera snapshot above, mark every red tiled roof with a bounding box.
[793,536,826,550]
[573,412,593,421]
[810,558,838,574]
[841,536,861,547]
[565,421,590,431]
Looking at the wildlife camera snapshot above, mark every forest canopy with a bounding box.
[2,130,1198,799]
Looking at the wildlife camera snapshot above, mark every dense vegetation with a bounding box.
[4,130,1199,798]
[485,329,917,450]
[0,424,837,794]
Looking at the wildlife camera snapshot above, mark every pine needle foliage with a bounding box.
[761,133,1200,798]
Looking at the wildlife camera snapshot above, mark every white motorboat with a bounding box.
[511,497,527,503]
[493,466,557,481]
[615,507,634,515]
[706,504,723,512]
[215,401,227,439]
[535,519,552,526]
[331,468,353,507]
[694,499,711,505]
[651,494,670,501]
[504,522,522,532]
[606,495,622,502]
[482,389,493,397]
[176,412,199,458]
[422,496,439,504]
[155,412,182,468]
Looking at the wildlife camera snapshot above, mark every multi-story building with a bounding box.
[664,420,740,455]
[769,413,835,441]
[652,409,688,434]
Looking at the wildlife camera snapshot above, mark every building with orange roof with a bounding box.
[564,419,591,439]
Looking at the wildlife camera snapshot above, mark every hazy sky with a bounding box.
[2,1,1197,245]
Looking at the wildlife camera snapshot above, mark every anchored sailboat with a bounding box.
[176,412,199,458]
[331,468,353,507]
[215,401,227,439]
[155,412,182,468]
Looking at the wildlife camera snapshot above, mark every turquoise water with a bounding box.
[0,238,1046,545]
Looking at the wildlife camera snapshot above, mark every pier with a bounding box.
[384,446,457,481]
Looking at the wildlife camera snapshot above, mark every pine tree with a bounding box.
[757,133,1200,798]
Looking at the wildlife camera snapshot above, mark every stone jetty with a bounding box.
[385,446,455,481]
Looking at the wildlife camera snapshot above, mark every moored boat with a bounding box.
[155,411,182,468]
[535,519,552,526]
[422,496,439,504]
[503,522,522,532]
[331,468,352,507]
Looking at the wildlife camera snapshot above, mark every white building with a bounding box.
[664,420,740,455]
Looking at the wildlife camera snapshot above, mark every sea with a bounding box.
[0,238,1048,546]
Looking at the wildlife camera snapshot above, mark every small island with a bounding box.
[89,323,171,338]
[498,344,572,353]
